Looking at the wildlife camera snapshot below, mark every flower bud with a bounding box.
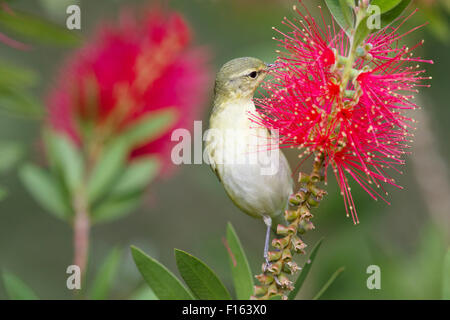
[363,53,373,61]
[277,274,294,290]
[284,209,299,222]
[307,195,320,207]
[288,194,300,206]
[299,205,311,218]
[272,236,290,249]
[291,235,307,253]
[310,173,321,182]
[356,46,366,57]
[364,43,373,51]
[284,261,300,274]
[267,283,278,296]
[298,172,310,183]
[267,260,283,275]
[253,285,268,296]
[281,248,292,261]
[267,250,282,261]
[299,220,315,232]
[255,273,274,285]
[296,191,307,202]
[310,185,327,199]
[276,224,289,235]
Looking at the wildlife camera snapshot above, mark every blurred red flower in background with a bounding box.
[48,6,210,170]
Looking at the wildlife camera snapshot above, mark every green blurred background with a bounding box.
[0,0,449,299]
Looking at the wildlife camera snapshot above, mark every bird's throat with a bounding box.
[210,98,255,132]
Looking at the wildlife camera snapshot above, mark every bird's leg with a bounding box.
[263,215,272,271]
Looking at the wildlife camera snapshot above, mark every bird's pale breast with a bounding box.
[206,99,293,219]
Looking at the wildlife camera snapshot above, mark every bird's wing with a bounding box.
[208,152,222,183]
[205,130,222,183]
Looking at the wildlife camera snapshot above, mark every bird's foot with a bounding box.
[262,258,272,273]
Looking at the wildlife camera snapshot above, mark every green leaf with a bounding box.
[91,193,141,224]
[130,286,158,300]
[121,108,178,148]
[353,17,371,49]
[19,164,71,220]
[312,266,345,300]
[288,238,324,300]
[442,248,450,300]
[2,272,39,300]
[225,223,254,300]
[325,0,354,36]
[47,131,84,194]
[0,85,43,118]
[0,141,24,173]
[371,0,403,13]
[175,249,231,300]
[379,0,411,28]
[40,0,81,20]
[0,60,38,88]
[131,246,194,300]
[87,139,128,204]
[353,0,410,48]
[110,156,160,197]
[0,10,81,47]
[90,248,121,300]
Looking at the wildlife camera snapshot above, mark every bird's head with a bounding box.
[214,57,273,102]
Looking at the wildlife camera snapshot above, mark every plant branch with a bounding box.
[72,188,90,280]
[253,155,326,300]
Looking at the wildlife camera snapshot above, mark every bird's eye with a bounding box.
[248,71,258,79]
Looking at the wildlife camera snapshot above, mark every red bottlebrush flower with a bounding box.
[252,2,432,223]
[47,6,210,170]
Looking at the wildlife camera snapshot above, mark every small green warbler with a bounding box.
[205,57,293,263]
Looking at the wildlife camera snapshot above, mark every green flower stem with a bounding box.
[340,12,363,91]
[253,155,326,300]
[72,186,90,282]
[339,3,371,92]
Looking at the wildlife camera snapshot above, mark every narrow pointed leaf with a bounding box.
[121,108,177,147]
[353,18,371,48]
[131,246,194,300]
[0,86,43,118]
[0,60,38,88]
[371,0,402,13]
[110,156,160,196]
[90,248,121,300]
[288,238,324,300]
[130,286,158,300]
[226,223,254,299]
[312,267,345,300]
[2,272,39,300]
[0,10,81,46]
[379,0,411,28]
[87,138,128,203]
[175,249,231,300]
[353,0,411,48]
[91,193,142,224]
[48,131,84,194]
[325,0,354,36]
[19,164,71,220]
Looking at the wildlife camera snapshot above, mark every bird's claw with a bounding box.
[263,258,272,273]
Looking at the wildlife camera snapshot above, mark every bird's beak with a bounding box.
[264,63,278,71]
